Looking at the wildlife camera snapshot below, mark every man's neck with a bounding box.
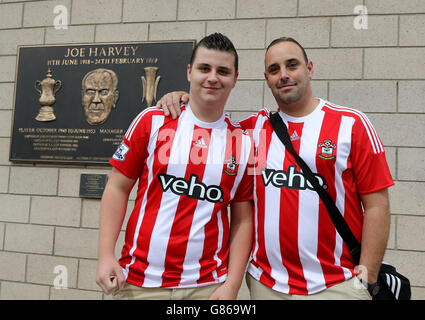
[278,96,320,118]
[189,96,225,123]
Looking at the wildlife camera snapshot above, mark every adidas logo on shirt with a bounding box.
[193,138,207,148]
[290,130,300,141]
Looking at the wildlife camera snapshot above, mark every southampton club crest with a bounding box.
[317,139,336,160]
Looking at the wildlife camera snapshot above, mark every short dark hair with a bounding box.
[189,33,238,73]
[266,37,309,64]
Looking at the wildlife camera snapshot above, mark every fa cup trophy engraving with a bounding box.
[35,68,62,122]
[141,67,160,107]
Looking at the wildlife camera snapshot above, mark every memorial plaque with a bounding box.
[10,41,194,164]
[79,173,107,198]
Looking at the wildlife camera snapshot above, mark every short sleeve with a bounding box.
[350,114,394,194]
[232,166,254,202]
[239,113,259,131]
[109,112,150,179]
[232,133,255,202]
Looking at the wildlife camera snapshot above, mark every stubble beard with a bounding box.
[276,86,303,105]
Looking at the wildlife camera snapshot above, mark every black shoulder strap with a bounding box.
[269,112,361,263]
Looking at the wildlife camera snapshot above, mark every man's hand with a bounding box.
[156,91,189,119]
[209,282,239,300]
[96,255,126,295]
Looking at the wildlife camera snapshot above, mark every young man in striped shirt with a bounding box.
[158,37,394,299]
[96,33,254,300]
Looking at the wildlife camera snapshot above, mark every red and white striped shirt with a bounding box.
[110,104,253,288]
[240,98,394,295]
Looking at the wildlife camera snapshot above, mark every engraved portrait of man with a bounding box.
[81,68,119,125]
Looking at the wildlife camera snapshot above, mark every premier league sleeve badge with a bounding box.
[113,142,130,161]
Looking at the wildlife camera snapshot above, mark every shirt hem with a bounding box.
[358,181,395,195]
[247,262,355,295]
[125,274,227,289]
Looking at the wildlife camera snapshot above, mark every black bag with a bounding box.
[375,263,411,300]
[269,112,411,300]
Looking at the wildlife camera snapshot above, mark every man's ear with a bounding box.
[307,60,314,80]
[232,71,239,88]
[187,64,192,82]
[264,71,272,88]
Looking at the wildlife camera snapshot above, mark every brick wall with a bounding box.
[0,0,424,299]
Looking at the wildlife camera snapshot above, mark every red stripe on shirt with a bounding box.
[161,126,211,287]
[315,112,346,287]
[281,122,308,294]
[128,119,178,285]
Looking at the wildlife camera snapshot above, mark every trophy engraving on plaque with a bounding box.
[35,68,62,122]
[141,66,160,107]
